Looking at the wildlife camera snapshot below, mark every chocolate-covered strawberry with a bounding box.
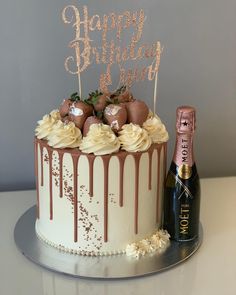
[86,90,111,112]
[59,99,72,118]
[69,101,93,129]
[95,93,111,112]
[83,116,103,136]
[126,100,149,126]
[59,92,81,118]
[117,90,133,103]
[61,115,70,123]
[104,104,127,132]
[111,85,133,103]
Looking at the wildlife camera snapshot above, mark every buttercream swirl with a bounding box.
[118,123,152,152]
[47,120,82,148]
[80,124,120,155]
[147,109,154,119]
[126,229,170,258]
[35,110,60,140]
[143,114,169,143]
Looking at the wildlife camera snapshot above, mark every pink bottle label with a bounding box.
[173,106,196,178]
[173,133,194,168]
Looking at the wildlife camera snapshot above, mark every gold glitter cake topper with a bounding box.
[62,4,162,110]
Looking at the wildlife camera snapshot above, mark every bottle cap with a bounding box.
[176,106,196,133]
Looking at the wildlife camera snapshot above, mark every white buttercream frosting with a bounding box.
[35,109,60,140]
[143,114,169,143]
[147,109,154,119]
[118,123,152,152]
[126,229,170,258]
[36,225,126,256]
[47,120,82,148]
[80,123,120,155]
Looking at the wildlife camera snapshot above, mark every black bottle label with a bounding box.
[164,162,200,242]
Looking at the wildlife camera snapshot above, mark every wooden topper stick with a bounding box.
[153,71,158,114]
[78,72,82,98]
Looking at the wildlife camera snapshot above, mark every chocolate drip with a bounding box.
[34,140,40,219]
[58,151,64,198]
[88,155,95,197]
[133,153,142,234]
[72,154,80,243]
[117,152,127,207]
[148,146,154,190]
[40,144,44,186]
[156,145,162,223]
[47,148,53,220]
[35,138,167,243]
[102,155,111,242]
[163,142,167,179]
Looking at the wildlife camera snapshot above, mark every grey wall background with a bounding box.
[0,0,236,192]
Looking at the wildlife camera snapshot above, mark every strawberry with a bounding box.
[83,116,103,136]
[117,90,133,103]
[59,99,72,118]
[104,103,127,132]
[126,100,149,126]
[111,85,133,103]
[86,90,111,112]
[61,115,70,123]
[69,101,93,129]
[59,92,81,118]
[95,93,111,112]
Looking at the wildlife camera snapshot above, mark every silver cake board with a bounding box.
[14,206,203,280]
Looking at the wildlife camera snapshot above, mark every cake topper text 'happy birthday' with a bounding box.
[62,4,162,98]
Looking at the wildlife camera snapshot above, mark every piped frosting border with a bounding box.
[36,221,170,257]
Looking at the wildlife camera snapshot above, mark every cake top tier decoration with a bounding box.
[35,2,169,155]
[62,3,162,109]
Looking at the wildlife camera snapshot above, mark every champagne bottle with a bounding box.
[164,106,200,242]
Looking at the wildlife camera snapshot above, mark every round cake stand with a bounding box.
[14,206,203,280]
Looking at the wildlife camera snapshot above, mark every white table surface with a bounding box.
[1,176,236,295]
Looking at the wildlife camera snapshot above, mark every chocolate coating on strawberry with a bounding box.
[86,90,111,112]
[69,101,93,129]
[59,92,82,118]
[117,90,133,103]
[83,116,103,136]
[59,99,72,118]
[61,115,70,123]
[126,100,149,126]
[111,85,133,103]
[104,104,127,132]
[95,93,111,112]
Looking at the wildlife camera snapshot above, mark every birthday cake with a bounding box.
[34,4,171,257]
[34,87,169,256]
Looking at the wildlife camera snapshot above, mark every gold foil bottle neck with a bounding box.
[176,106,196,134]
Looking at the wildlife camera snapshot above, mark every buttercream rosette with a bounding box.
[118,123,152,152]
[47,120,82,148]
[143,114,169,143]
[126,229,170,258]
[35,109,60,140]
[80,123,120,155]
[35,106,169,154]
